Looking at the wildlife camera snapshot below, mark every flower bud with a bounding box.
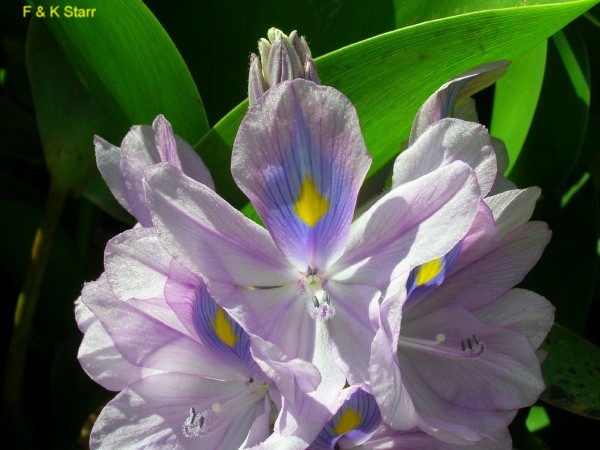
[248,27,319,105]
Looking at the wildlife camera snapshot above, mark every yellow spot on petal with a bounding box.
[213,307,237,348]
[295,175,329,227]
[333,408,363,435]
[415,258,444,286]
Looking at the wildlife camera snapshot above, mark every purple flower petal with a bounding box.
[409,61,509,144]
[79,277,239,380]
[405,241,462,298]
[145,163,297,287]
[485,187,541,239]
[119,125,163,225]
[96,115,214,226]
[399,306,545,410]
[75,292,158,391]
[488,137,517,195]
[327,282,381,384]
[164,259,264,378]
[311,386,382,450]
[399,352,517,446]
[153,115,181,167]
[330,161,480,288]
[211,281,314,362]
[369,292,419,432]
[475,288,554,350]
[94,136,130,215]
[90,372,263,449]
[232,79,371,270]
[393,118,497,197]
[407,221,550,315]
[104,227,171,301]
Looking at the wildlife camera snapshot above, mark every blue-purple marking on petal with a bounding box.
[193,281,262,378]
[311,388,382,449]
[438,78,471,120]
[406,241,463,299]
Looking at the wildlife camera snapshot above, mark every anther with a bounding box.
[312,294,319,307]
[183,407,210,438]
[308,289,335,320]
[460,334,484,356]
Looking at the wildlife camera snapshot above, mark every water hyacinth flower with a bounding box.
[77,226,328,448]
[370,190,553,446]
[368,68,554,445]
[144,77,483,392]
[306,385,511,449]
[94,114,214,226]
[82,114,334,447]
[248,27,320,105]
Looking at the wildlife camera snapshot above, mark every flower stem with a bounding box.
[3,178,68,434]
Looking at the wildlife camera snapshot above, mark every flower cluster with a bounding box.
[77,29,554,449]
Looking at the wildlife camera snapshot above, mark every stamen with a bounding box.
[397,333,485,359]
[182,381,270,439]
[301,269,334,320]
[308,289,336,320]
[460,334,484,356]
[182,407,219,438]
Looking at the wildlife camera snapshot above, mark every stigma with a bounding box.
[302,268,335,320]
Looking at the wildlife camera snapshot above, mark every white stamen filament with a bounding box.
[397,333,484,359]
[182,382,269,438]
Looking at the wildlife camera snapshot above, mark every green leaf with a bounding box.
[510,408,550,450]
[540,323,600,420]
[26,19,117,193]
[196,0,599,210]
[491,41,547,173]
[508,24,590,192]
[30,0,208,144]
[394,0,584,28]
[143,0,396,124]
[526,406,551,432]
[522,166,597,332]
[579,13,600,189]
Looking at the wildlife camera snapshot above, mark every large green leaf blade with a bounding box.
[491,41,547,174]
[508,25,590,192]
[29,0,208,144]
[196,0,599,209]
[522,167,597,333]
[26,19,117,193]
[393,0,575,27]
[540,323,600,420]
[143,0,396,124]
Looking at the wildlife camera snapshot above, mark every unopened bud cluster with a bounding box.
[248,27,320,105]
